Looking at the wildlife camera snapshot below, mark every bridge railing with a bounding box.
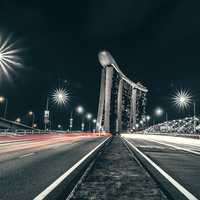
[144,117,200,135]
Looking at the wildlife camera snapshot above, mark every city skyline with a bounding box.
[0,1,199,127]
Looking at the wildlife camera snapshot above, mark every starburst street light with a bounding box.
[172,89,196,133]
[52,88,70,105]
[0,35,22,80]
[172,90,192,109]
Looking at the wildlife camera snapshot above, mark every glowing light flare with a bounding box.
[76,106,84,114]
[146,116,151,121]
[86,113,92,120]
[155,107,163,116]
[0,35,23,80]
[16,118,21,123]
[172,90,192,109]
[0,96,5,103]
[52,88,70,106]
[28,111,33,116]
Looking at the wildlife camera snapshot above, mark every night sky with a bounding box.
[0,0,200,128]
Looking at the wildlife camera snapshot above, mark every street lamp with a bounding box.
[146,115,151,127]
[0,96,8,118]
[155,107,163,117]
[0,35,22,80]
[52,88,70,106]
[44,87,70,131]
[76,106,84,131]
[28,111,35,127]
[52,87,70,131]
[76,106,84,114]
[172,90,192,110]
[58,124,62,130]
[86,113,92,131]
[16,118,21,123]
[146,115,151,121]
[86,113,92,120]
[172,90,196,134]
[155,107,168,126]
[92,119,97,132]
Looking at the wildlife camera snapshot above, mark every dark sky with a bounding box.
[0,0,200,128]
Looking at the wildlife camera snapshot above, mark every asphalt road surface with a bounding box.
[0,134,107,200]
[122,133,200,199]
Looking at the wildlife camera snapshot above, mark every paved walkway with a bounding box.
[71,136,169,200]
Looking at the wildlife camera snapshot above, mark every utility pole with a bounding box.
[69,111,73,132]
[44,97,49,131]
[193,101,196,134]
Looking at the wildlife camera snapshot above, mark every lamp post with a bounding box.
[193,101,196,134]
[155,108,168,121]
[76,106,84,131]
[44,87,69,131]
[69,111,73,132]
[0,96,8,118]
[44,97,49,131]
[146,115,151,127]
[140,120,144,129]
[172,90,195,134]
[86,113,92,131]
[155,107,164,122]
[16,118,21,123]
[58,124,62,130]
[28,111,35,127]
[92,119,97,132]
[154,107,168,131]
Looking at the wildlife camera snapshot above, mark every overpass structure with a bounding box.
[0,117,36,130]
[97,51,148,133]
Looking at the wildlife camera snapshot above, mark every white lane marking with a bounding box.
[51,141,79,150]
[33,137,110,200]
[149,139,200,156]
[123,137,199,200]
[138,145,168,149]
[19,152,35,158]
[0,139,31,144]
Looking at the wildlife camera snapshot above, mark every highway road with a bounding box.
[0,133,107,200]
[122,133,200,200]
